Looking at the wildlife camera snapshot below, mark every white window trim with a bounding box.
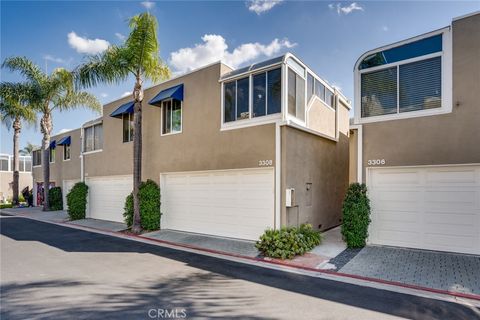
[82,149,103,156]
[160,98,183,136]
[221,65,283,130]
[354,27,452,124]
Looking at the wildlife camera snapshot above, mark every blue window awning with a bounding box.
[110,101,134,118]
[149,84,183,106]
[49,140,56,148]
[57,136,71,146]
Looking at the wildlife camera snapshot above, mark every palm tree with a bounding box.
[2,57,102,211]
[0,82,37,205]
[76,12,170,233]
[20,142,39,156]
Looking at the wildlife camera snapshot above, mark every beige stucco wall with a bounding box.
[83,62,276,183]
[357,13,480,182]
[32,128,82,187]
[307,98,336,138]
[281,126,349,231]
[0,171,32,202]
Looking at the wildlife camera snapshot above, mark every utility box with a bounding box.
[285,188,295,207]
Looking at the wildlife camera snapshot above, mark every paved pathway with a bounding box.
[2,217,478,320]
[340,246,480,295]
[68,219,127,232]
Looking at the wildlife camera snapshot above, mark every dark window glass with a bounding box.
[253,73,266,117]
[288,69,296,116]
[122,113,133,142]
[49,147,55,163]
[162,100,172,134]
[32,151,41,166]
[63,144,71,160]
[267,68,281,115]
[224,81,236,122]
[236,77,249,120]
[359,34,442,70]
[361,67,397,117]
[315,79,325,101]
[296,74,305,121]
[172,99,182,132]
[307,73,314,102]
[399,56,441,113]
[325,88,334,109]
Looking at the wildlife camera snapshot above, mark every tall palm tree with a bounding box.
[76,12,170,233]
[20,142,39,156]
[0,82,37,205]
[2,57,102,211]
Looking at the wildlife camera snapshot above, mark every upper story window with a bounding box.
[63,144,71,160]
[307,72,335,109]
[0,155,9,171]
[356,30,451,122]
[33,150,41,167]
[162,99,182,135]
[49,146,55,163]
[84,123,103,153]
[223,67,281,123]
[287,68,305,121]
[0,155,32,171]
[123,113,134,142]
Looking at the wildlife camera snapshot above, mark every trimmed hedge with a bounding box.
[0,203,13,209]
[48,186,63,211]
[123,179,161,231]
[256,224,321,260]
[66,182,89,220]
[341,183,371,248]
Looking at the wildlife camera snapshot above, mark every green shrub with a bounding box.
[48,186,63,211]
[0,203,13,209]
[123,179,161,231]
[341,183,371,248]
[255,224,321,260]
[66,182,88,220]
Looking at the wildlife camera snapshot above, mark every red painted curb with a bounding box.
[10,214,480,302]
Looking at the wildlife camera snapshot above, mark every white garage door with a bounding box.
[161,168,275,240]
[368,165,480,255]
[63,179,79,211]
[86,175,132,222]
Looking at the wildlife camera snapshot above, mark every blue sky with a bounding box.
[1,0,479,153]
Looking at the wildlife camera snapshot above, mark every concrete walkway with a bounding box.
[67,219,127,232]
[143,229,260,258]
[0,207,69,223]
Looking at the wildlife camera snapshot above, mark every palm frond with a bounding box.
[0,82,38,126]
[54,91,102,113]
[2,56,46,85]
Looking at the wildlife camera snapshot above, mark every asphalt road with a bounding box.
[1,216,479,320]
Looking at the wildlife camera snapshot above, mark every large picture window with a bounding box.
[122,113,134,142]
[83,123,103,152]
[223,67,281,124]
[162,99,182,135]
[32,150,41,166]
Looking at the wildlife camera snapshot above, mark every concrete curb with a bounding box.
[4,212,480,304]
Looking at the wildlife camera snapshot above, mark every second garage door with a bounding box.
[368,165,480,255]
[161,168,275,240]
[86,175,132,222]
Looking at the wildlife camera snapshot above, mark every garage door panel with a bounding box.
[368,166,480,255]
[162,168,274,240]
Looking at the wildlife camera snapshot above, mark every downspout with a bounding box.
[80,127,84,182]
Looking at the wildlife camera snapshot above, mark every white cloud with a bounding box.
[121,91,131,98]
[329,2,364,15]
[115,32,126,41]
[382,25,389,32]
[67,31,110,55]
[247,0,283,15]
[141,1,155,9]
[100,93,109,98]
[169,34,296,74]
[43,55,72,65]
[57,128,72,135]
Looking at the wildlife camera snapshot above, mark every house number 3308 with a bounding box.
[368,159,386,165]
[259,160,273,166]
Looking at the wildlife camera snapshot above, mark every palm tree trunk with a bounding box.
[12,117,21,206]
[40,112,52,211]
[132,78,143,234]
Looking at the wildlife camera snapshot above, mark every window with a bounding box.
[49,146,55,163]
[223,68,281,123]
[358,33,446,119]
[33,150,41,166]
[315,79,325,101]
[162,99,182,135]
[287,68,305,121]
[123,113,134,142]
[325,88,335,109]
[307,73,314,102]
[0,155,8,171]
[24,157,32,171]
[83,123,103,152]
[63,144,71,160]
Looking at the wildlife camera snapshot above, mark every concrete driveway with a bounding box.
[1,217,479,320]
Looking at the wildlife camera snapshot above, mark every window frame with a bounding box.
[354,27,452,124]
[63,144,71,161]
[82,122,103,154]
[122,112,134,143]
[161,98,183,136]
[32,150,42,167]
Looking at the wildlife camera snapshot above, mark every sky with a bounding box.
[1,0,479,153]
